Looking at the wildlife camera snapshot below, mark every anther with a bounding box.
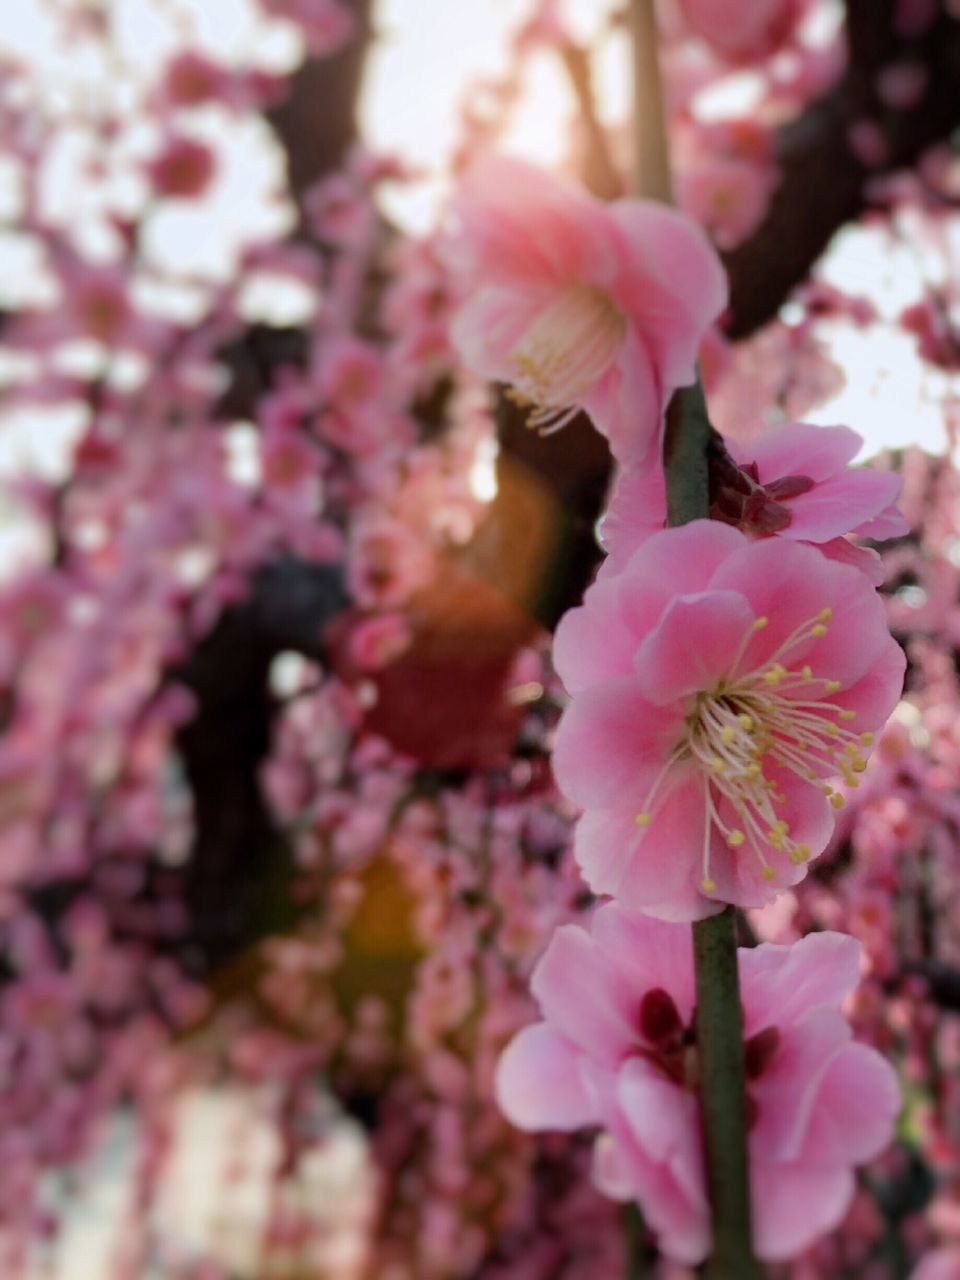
[701,877,717,893]
[635,812,651,827]
[752,616,769,631]
[728,830,745,848]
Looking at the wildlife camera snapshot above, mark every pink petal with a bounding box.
[816,536,886,585]
[598,463,666,574]
[552,579,640,693]
[749,1008,851,1163]
[634,590,756,706]
[709,538,892,687]
[495,1022,597,1131]
[552,678,679,809]
[608,200,728,391]
[583,325,662,468]
[828,635,906,731]
[449,283,551,381]
[739,932,862,1031]
[779,470,905,543]
[618,521,748,638]
[530,922,638,1063]
[574,775,719,921]
[796,1041,900,1166]
[614,1064,711,1265]
[734,422,861,483]
[591,904,697,1019]
[752,1164,855,1262]
[617,1061,708,1209]
[451,156,622,288]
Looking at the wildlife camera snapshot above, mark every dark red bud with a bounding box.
[638,987,683,1044]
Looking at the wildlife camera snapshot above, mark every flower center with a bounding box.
[506,283,626,434]
[635,607,875,892]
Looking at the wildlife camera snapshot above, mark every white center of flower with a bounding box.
[634,608,875,893]
[507,283,626,434]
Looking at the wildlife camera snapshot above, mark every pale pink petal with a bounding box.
[450,156,623,288]
[749,1009,851,1162]
[591,905,697,1017]
[574,775,719,921]
[777,470,904,543]
[634,590,756,706]
[601,1103,711,1267]
[552,679,679,809]
[796,1041,900,1166]
[752,1164,855,1262]
[816,536,886,585]
[617,521,748,637]
[449,283,552,381]
[734,422,862,483]
[608,200,728,390]
[739,932,862,1032]
[709,538,891,686]
[553,578,640,692]
[598,464,666,574]
[617,1062,708,1211]
[495,1022,597,1131]
[582,326,662,467]
[530,923,638,1064]
[828,635,906,731]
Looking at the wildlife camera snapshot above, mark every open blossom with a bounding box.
[601,422,908,584]
[552,522,904,918]
[446,156,726,469]
[497,909,900,1265]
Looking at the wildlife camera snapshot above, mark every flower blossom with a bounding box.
[601,422,908,584]
[497,908,900,1265]
[446,156,726,469]
[552,521,905,917]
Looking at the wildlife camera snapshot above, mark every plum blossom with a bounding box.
[446,156,726,469]
[601,422,907,583]
[552,522,905,917]
[497,908,899,1265]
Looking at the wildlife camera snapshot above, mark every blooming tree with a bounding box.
[2,1,960,1277]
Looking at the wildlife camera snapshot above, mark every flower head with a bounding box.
[497,907,900,1265]
[601,422,908,584]
[553,522,905,917]
[446,156,726,469]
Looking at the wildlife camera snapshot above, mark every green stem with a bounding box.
[665,383,759,1280]
[629,3,760,1276]
[692,910,761,1279]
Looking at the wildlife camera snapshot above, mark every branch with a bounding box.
[725,1,960,338]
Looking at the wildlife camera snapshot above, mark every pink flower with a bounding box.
[552,521,905,917]
[446,156,726,469]
[601,422,908,584]
[678,0,803,62]
[496,908,900,1265]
